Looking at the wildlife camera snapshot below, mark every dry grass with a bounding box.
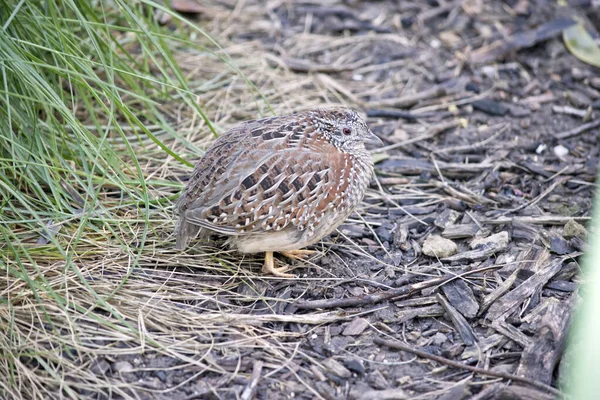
[0,2,407,399]
[3,2,589,399]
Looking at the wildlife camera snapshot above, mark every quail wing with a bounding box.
[175,115,351,248]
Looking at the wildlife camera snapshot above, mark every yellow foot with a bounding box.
[261,251,294,278]
[280,249,317,260]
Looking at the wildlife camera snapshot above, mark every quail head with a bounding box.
[175,107,382,277]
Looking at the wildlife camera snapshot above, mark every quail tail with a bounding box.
[175,216,202,250]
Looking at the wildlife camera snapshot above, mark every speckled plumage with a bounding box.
[174,107,382,276]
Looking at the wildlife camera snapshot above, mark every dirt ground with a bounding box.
[17,1,600,399]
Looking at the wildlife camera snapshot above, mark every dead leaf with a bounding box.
[371,152,389,164]
[471,17,575,64]
[563,20,600,68]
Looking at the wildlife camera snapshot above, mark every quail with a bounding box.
[175,107,382,277]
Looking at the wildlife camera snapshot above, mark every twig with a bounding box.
[501,176,569,215]
[241,361,263,400]
[367,86,447,109]
[266,53,372,73]
[377,119,461,153]
[430,179,497,206]
[372,177,429,226]
[295,265,500,310]
[373,338,565,398]
[410,85,497,114]
[417,0,462,23]
[521,91,555,105]
[367,108,418,120]
[367,78,468,109]
[432,123,510,155]
[554,118,600,140]
[552,105,591,120]
[479,216,590,226]
[316,73,363,105]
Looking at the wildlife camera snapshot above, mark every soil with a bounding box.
[48,1,600,399]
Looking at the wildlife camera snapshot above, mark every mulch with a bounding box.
[87,1,600,399]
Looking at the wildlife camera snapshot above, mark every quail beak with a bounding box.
[364,130,384,147]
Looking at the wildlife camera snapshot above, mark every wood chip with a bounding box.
[486,257,562,321]
[479,266,521,315]
[322,358,352,379]
[441,238,508,263]
[349,384,408,400]
[441,280,479,319]
[516,298,572,384]
[491,320,533,348]
[437,294,477,346]
[396,305,445,324]
[461,334,504,360]
[442,224,480,239]
[342,318,370,336]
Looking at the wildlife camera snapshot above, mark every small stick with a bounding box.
[501,176,569,215]
[241,361,263,400]
[367,108,418,120]
[377,119,461,153]
[295,265,500,310]
[432,123,510,155]
[373,338,565,398]
[552,105,590,120]
[554,118,600,140]
[417,0,462,23]
[479,215,590,226]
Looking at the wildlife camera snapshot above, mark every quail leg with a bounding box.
[281,249,317,260]
[262,251,294,278]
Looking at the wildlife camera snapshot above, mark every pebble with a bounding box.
[507,103,531,117]
[112,361,133,373]
[431,332,448,346]
[156,370,167,382]
[422,235,458,258]
[536,143,547,154]
[343,358,365,376]
[90,358,110,375]
[470,231,509,250]
[553,144,569,160]
[563,219,588,239]
[590,77,600,90]
[472,99,508,116]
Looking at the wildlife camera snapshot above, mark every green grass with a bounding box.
[0,1,274,397]
[564,184,600,399]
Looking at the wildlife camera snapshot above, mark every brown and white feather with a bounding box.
[175,108,377,253]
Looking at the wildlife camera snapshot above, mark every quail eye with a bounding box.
[343,127,352,135]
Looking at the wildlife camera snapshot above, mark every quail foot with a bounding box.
[174,107,382,277]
